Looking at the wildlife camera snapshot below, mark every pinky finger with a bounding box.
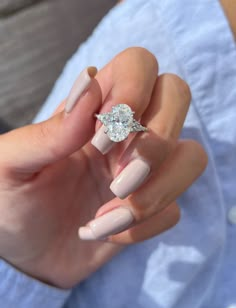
[108,202,180,244]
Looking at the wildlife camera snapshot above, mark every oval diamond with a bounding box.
[106,104,134,141]
[106,123,130,142]
[111,104,133,128]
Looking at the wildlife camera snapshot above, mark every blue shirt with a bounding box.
[1,1,236,307]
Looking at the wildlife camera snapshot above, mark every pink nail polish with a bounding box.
[91,125,114,154]
[65,66,97,113]
[110,159,150,199]
[78,207,134,240]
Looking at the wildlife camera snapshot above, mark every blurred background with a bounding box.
[0,0,116,132]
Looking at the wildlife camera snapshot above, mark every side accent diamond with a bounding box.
[130,119,148,132]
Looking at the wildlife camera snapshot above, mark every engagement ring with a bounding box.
[95,104,148,142]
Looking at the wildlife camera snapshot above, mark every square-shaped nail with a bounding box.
[79,207,134,240]
[110,159,150,199]
[91,125,114,154]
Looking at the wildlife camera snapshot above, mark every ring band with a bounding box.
[95,104,148,142]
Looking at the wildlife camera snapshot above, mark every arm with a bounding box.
[221,0,236,39]
[0,259,70,308]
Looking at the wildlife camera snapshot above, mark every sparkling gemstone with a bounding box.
[111,104,133,126]
[104,104,133,142]
[95,104,146,142]
[106,123,130,142]
[131,119,148,132]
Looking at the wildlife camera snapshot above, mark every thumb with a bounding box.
[0,67,102,176]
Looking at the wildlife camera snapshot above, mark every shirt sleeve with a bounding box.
[0,259,71,308]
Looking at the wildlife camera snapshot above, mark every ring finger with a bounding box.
[91,47,158,155]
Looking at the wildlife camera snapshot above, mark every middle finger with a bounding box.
[110,73,191,199]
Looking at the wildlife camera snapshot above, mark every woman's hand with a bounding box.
[0,48,207,289]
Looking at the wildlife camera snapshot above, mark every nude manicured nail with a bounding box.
[79,207,134,240]
[65,66,97,113]
[91,125,114,154]
[110,159,150,199]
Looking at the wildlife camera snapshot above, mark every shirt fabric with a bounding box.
[1,0,236,307]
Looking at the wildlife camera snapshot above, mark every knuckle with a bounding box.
[129,198,150,221]
[131,200,181,230]
[138,47,158,73]
[156,136,176,161]
[168,213,180,229]
[185,140,208,172]
[160,202,181,230]
[171,203,181,225]
[130,194,162,222]
[194,143,208,171]
[163,73,192,105]
[36,122,58,158]
[121,47,158,73]
[135,133,175,168]
[136,47,158,68]
[37,122,51,145]
[130,204,146,222]
[165,137,177,154]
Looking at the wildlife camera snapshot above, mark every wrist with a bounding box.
[0,258,71,307]
[1,256,74,289]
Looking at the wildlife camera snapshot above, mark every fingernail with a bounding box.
[65,66,97,113]
[91,125,114,154]
[110,159,150,199]
[78,207,134,240]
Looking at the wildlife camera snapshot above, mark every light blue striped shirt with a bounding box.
[1,1,235,307]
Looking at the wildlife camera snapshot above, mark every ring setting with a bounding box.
[95,104,148,142]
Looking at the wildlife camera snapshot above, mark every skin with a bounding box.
[0,48,207,289]
[221,0,236,39]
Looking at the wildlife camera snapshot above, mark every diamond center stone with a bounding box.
[106,104,133,142]
[95,104,147,143]
[112,104,133,126]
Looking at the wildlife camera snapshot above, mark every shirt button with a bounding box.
[228,206,236,224]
